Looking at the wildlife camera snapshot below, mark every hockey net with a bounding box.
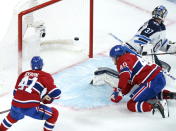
[0,0,119,93]
[0,0,94,93]
[18,0,94,73]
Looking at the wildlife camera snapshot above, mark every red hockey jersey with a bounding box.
[116,53,161,95]
[12,70,61,108]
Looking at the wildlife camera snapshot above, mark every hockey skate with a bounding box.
[152,100,169,118]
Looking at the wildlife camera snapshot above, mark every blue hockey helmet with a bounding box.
[152,5,168,21]
[109,45,126,58]
[31,56,43,70]
[109,45,138,58]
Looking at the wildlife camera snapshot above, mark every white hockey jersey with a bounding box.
[126,18,175,56]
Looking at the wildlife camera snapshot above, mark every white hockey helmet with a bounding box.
[152,5,168,21]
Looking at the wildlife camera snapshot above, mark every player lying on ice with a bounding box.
[92,45,176,118]
[0,56,61,131]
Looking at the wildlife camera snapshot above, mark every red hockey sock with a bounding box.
[0,113,17,131]
[43,107,59,131]
[162,89,171,99]
[127,99,153,112]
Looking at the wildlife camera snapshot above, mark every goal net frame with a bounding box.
[18,0,94,74]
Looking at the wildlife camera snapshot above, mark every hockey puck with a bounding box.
[74,37,79,41]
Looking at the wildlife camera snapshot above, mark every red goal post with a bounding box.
[18,0,94,74]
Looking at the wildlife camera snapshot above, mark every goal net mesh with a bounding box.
[0,0,90,93]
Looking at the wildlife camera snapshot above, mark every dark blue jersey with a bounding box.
[139,18,166,38]
[127,18,170,54]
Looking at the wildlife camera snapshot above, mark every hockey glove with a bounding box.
[169,41,176,45]
[110,88,123,103]
[42,94,54,104]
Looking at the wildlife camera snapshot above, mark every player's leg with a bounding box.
[0,113,18,131]
[127,72,166,112]
[26,104,59,131]
[127,99,153,112]
[0,106,24,131]
[43,107,59,131]
[127,82,154,112]
[157,89,176,99]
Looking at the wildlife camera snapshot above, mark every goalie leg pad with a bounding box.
[90,73,106,86]
[91,67,119,87]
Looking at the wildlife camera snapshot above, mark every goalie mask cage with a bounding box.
[18,0,94,74]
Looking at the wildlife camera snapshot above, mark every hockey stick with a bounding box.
[109,33,123,43]
[109,33,176,56]
[0,109,10,114]
[108,33,176,81]
[142,52,176,56]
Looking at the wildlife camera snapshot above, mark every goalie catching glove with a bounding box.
[111,88,123,103]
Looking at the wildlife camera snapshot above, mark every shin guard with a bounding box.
[44,107,59,131]
[0,113,17,131]
[127,99,153,112]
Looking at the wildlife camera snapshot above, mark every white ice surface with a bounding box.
[0,0,176,131]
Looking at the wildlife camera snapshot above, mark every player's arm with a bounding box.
[117,57,132,94]
[147,20,176,53]
[118,69,131,93]
[42,74,61,104]
[111,57,132,103]
[159,38,176,53]
[42,88,61,104]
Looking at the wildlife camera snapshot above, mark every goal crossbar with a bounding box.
[18,0,94,74]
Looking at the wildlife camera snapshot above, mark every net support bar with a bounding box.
[18,0,94,74]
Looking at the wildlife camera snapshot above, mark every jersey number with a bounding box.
[144,28,154,34]
[18,76,38,93]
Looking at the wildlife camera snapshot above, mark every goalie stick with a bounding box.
[0,109,10,114]
[109,33,176,56]
[142,51,176,56]
[108,33,176,81]
[93,67,119,78]
[109,33,123,43]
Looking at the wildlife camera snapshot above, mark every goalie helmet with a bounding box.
[31,56,43,70]
[152,5,168,21]
[109,45,138,58]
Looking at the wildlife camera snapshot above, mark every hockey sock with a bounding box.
[0,113,18,131]
[157,89,175,99]
[44,107,59,131]
[162,89,170,99]
[127,99,153,112]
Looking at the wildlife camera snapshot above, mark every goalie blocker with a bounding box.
[90,67,119,88]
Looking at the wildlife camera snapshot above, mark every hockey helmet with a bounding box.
[109,45,138,58]
[152,5,168,21]
[31,56,43,70]
[109,45,126,58]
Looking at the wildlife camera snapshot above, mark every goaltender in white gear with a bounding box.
[91,5,176,87]
[124,5,176,72]
[126,5,176,55]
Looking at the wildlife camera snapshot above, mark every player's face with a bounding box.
[154,18,163,24]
